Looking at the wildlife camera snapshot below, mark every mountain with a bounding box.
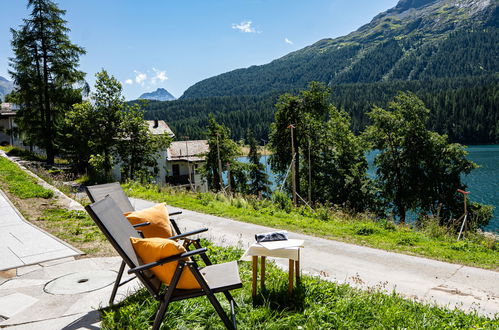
[139,88,176,101]
[0,76,14,101]
[143,0,499,144]
[181,0,497,98]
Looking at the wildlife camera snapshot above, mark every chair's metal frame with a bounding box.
[84,182,211,305]
[85,196,241,330]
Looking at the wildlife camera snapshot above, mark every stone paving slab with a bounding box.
[0,256,140,328]
[0,190,82,271]
[131,197,499,317]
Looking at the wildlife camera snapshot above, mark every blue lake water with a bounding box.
[239,144,499,233]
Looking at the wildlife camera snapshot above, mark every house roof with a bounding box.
[167,140,209,162]
[146,120,175,137]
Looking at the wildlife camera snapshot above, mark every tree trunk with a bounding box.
[39,8,55,164]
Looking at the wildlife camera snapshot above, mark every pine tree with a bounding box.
[204,115,241,191]
[247,129,270,197]
[9,0,86,164]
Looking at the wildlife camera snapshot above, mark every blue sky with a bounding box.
[0,0,398,100]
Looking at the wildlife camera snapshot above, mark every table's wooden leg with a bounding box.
[295,260,300,284]
[252,256,258,298]
[260,256,266,289]
[295,249,300,284]
[288,259,294,294]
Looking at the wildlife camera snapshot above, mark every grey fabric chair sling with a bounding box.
[85,196,242,330]
[85,182,211,304]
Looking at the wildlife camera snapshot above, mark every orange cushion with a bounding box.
[124,203,173,238]
[130,237,201,289]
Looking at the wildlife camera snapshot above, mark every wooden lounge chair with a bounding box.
[85,182,211,304]
[85,196,242,330]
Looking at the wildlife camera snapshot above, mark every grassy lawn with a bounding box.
[123,182,499,270]
[0,156,53,198]
[101,241,498,329]
[0,154,112,256]
[0,154,496,327]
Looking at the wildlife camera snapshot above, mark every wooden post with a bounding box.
[288,259,294,294]
[295,249,300,284]
[216,133,223,190]
[260,256,266,289]
[288,124,297,205]
[227,162,232,193]
[252,256,258,297]
[457,189,470,240]
[308,137,311,202]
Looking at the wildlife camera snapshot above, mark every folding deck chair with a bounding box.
[85,196,242,330]
[85,182,211,304]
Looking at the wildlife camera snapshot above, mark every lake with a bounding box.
[239,145,499,233]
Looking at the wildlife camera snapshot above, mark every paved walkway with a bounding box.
[131,197,499,317]
[0,190,82,271]
[0,256,139,328]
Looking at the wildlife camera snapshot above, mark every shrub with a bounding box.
[468,202,494,231]
[378,218,396,231]
[272,190,292,213]
[397,237,419,246]
[231,196,248,209]
[316,205,330,221]
[354,223,379,236]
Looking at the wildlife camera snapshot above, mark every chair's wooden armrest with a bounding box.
[133,222,150,228]
[168,228,208,241]
[128,248,208,274]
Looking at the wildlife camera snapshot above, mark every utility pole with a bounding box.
[182,136,193,190]
[308,136,312,203]
[216,133,223,191]
[288,124,297,205]
[261,139,269,175]
[227,161,232,193]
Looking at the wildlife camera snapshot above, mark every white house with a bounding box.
[165,140,209,192]
[112,119,175,182]
[0,103,21,147]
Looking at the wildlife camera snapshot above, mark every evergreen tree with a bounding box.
[246,129,270,197]
[9,0,86,163]
[204,115,241,191]
[364,92,478,223]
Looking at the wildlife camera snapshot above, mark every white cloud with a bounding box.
[124,79,133,85]
[284,38,293,45]
[151,68,168,84]
[232,20,258,33]
[134,70,147,86]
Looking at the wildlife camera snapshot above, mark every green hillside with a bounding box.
[142,0,499,143]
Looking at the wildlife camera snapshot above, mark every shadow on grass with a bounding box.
[252,283,306,312]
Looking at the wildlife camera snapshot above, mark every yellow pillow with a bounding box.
[130,237,201,289]
[124,203,173,238]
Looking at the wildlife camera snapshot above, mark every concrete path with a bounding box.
[0,256,139,328]
[131,197,499,317]
[0,190,82,271]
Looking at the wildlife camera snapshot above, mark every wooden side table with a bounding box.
[241,242,302,297]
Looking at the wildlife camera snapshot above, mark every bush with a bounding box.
[378,218,396,231]
[354,223,379,236]
[468,202,494,231]
[417,215,449,239]
[272,190,292,213]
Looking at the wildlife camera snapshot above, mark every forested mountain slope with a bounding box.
[142,0,499,143]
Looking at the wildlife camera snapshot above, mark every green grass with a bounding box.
[37,208,106,246]
[123,182,498,270]
[0,156,53,198]
[100,241,498,329]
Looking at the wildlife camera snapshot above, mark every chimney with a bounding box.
[153,119,159,128]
